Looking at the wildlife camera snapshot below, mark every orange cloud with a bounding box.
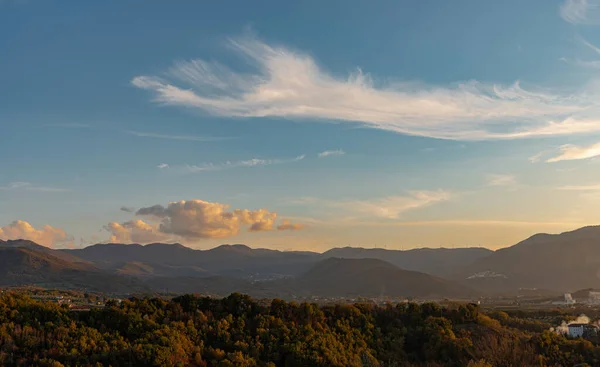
[136,200,277,239]
[277,220,305,231]
[104,220,168,244]
[125,199,305,242]
[0,220,72,248]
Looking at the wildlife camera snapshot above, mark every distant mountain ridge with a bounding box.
[59,242,492,279]
[288,257,476,299]
[455,225,600,292]
[321,246,492,277]
[0,239,89,264]
[62,243,320,278]
[4,225,600,296]
[0,247,148,293]
[0,243,478,298]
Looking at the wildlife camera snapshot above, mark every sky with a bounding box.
[2,0,600,251]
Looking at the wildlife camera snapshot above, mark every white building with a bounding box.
[567,323,599,338]
[568,324,586,338]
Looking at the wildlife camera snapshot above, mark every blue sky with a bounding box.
[2,0,600,250]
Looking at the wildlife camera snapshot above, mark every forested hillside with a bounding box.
[0,292,599,366]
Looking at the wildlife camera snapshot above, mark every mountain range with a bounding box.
[0,246,148,293]
[454,225,600,292]
[2,225,600,297]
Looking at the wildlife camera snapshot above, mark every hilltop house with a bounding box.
[568,324,599,338]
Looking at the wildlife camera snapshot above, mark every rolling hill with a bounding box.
[0,247,149,294]
[61,242,492,279]
[0,239,89,264]
[0,240,481,299]
[61,243,320,278]
[7,224,600,297]
[321,247,492,277]
[455,226,600,292]
[286,257,477,299]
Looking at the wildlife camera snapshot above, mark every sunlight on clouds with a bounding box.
[546,142,600,162]
[105,199,305,244]
[0,220,73,248]
[277,219,306,231]
[293,190,453,220]
[335,191,453,219]
[104,220,168,244]
[133,36,600,140]
[136,200,279,238]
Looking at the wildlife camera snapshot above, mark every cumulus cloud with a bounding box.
[560,0,600,24]
[318,149,345,158]
[133,199,304,241]
[277,220,306,231]
[0,220,73,248]
[546,142,600,162]
[104,220,168,244]
[183,155,305,173]
[132,36,600,141]
[157,163,169,169]
[120,206,135,213]
[0,182,68,192]
[486,174,517,187]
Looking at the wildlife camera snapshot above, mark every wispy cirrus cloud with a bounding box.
[582,37,600,55]
[318,149,345,158]
[558,182,600,200]
[485,174,517,187]
[561,37,600,69]
[181,154,305,173]
[132,36,600,141]
[529,150,550,163]
[292,190,453,220]
[0,182,69,193]
[45,123,90,128]
[546,141,600,162]
[334,191,453,219]
[559,183,600,190]
[125,130,232,142]
[560,0,600,24]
